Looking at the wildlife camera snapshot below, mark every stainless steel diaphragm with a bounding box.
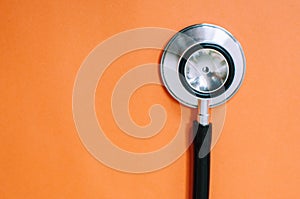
[160,24,246,107]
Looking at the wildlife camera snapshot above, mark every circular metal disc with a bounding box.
[184,48,229,93]
[160,24,246,108]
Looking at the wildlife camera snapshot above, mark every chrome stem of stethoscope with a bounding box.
[198,100,210,126]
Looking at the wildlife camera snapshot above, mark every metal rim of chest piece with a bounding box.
[160,24,246,108]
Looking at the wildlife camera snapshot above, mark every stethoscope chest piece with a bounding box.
[160,24,246,107]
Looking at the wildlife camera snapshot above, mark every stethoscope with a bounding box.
[160,24,246,199]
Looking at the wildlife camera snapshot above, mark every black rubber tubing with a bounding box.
[192,121,212,199]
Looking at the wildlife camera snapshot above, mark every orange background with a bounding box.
[1,0,300,198]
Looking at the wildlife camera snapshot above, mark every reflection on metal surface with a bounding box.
[185,48,229,93]
[160,24,246,108]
